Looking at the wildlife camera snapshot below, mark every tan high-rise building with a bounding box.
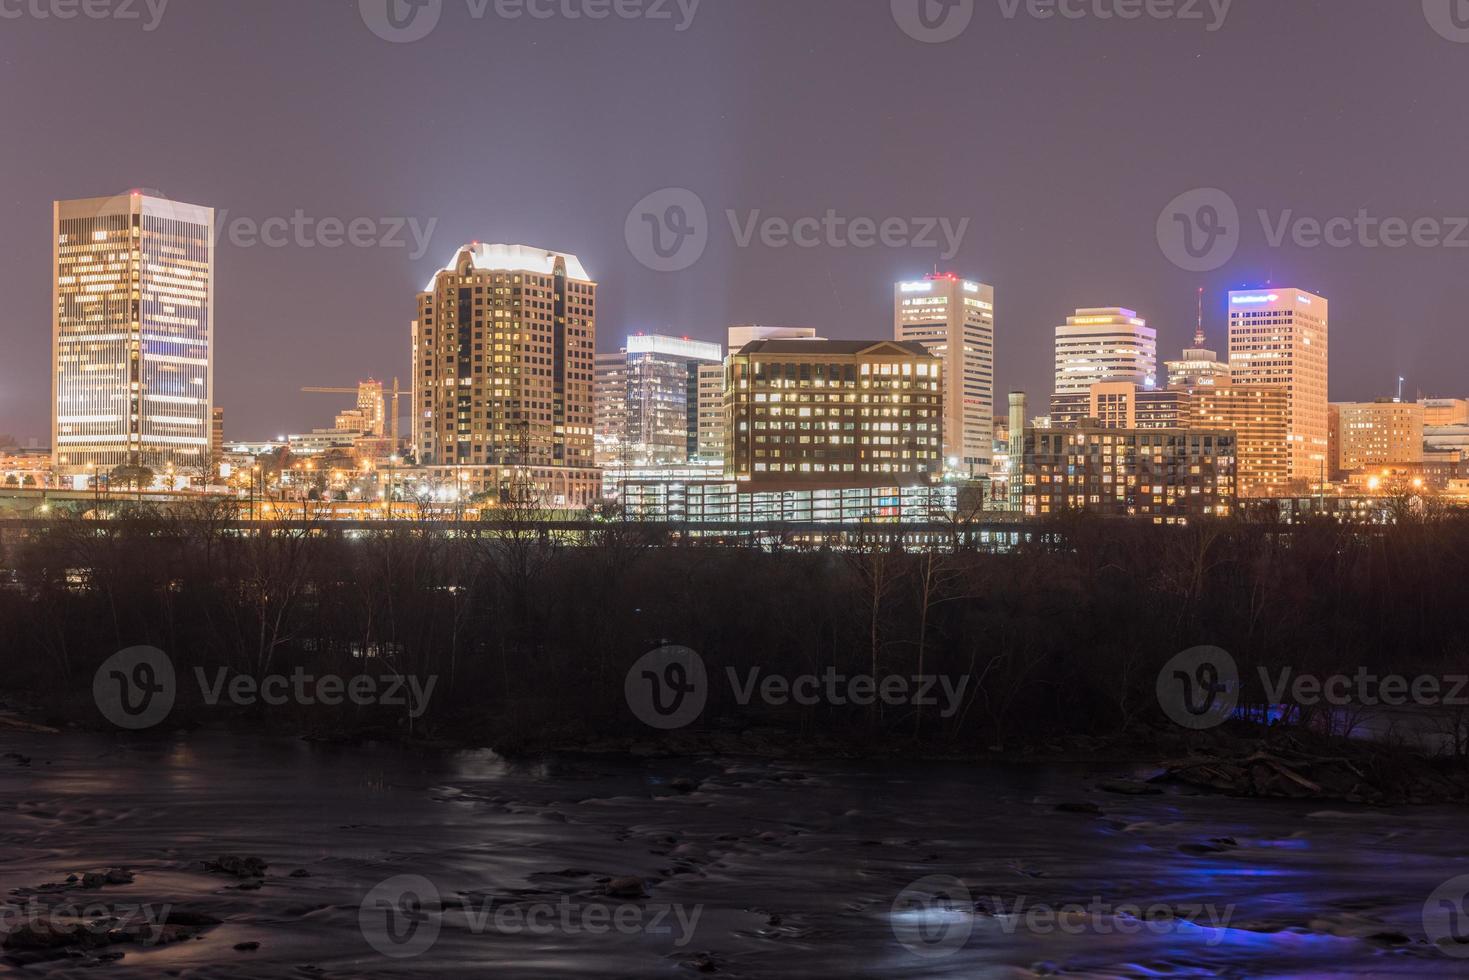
[726,339,942,490]
[695,362,725,462]
[53,192,215,480]
[1192,384,1290,497]
[413,243,599,508]
[1228,289,1329,488]
[894,274,995,476]
[1333,399,1424,474]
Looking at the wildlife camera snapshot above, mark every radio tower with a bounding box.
[1194,286,1206,349]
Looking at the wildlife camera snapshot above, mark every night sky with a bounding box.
[2,0,1466,442]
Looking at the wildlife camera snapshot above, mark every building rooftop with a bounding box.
[426,243,591,290]
[734,339,936,358]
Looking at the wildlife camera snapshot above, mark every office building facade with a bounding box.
[1053,307,1157,396]
[1228,289,1329,487]
[894,274,995,476]
[413,243,599,508]
[53,192,215,479]
[726,339,942,490]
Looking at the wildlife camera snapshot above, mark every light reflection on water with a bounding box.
[0,732,1464,977]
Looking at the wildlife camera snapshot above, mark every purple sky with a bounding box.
[3,0,1467,442]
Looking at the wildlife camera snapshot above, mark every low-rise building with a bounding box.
[1019,425,1236,522]
[726,339,943,490]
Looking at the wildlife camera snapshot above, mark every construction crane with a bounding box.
[301,378,403,446]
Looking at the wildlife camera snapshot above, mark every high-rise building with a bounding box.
[1192,384,1291,497]
[894,274,995,476]
[210,407,224,465]
[593,351,629,464]
[1333,399,1424,474]
[334,380,386,437]
[1053,307,1157,397]
[1228,289,1329,488]
[53,192,215,480]
[726,339,942,490]
[413,243,599,508]
[593,334,722,466]
[695,362,725,462]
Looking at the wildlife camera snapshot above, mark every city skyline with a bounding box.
[2,1,1467,443]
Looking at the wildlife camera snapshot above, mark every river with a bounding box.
[1,733,1465,977]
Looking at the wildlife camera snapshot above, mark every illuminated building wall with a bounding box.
[894,275,995,476]
[1053,307,1157,397]
[726,339,942,490]
[1333,399,1424,473]
[594,335,722,466]
[53,192,214,478]
[1228,289,1329,487]
[413,243,599,508]
[1050,382,1190,430]
[1192,384,1291,497]
[1020,425,1236,522]
[696,362,725,462]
